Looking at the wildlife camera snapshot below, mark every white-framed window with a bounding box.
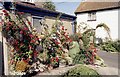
[32,16,43,33]
[88,12,96,21]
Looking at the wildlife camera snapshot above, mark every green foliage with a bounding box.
[69,33,79,42]
[101,40,120,52]
[43,1,56,11]
[63,65,100,77]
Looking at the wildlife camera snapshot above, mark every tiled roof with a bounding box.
[16,2,76,21]
[4,2,76,21]
[75,0,120,14]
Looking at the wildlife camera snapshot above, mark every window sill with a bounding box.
[87,20,96,21]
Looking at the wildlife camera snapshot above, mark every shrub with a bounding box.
[100,40,120,52]
[69,33,79,42]
[63,65,100,77]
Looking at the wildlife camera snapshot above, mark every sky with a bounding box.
[54,2,81,16]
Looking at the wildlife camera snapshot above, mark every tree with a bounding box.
[43,1,56,11]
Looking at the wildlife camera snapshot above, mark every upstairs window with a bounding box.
[88,12,96,21]
[24,0,33,3]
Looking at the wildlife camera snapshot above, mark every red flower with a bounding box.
[34,51,38,57]
[18,12,24,15]
[56,57,59,62]
[6,27,10,30]
[14,40,18,45]
[62,26,64,30]
[30,39,35,43]
[4,13,9,16]
[15,47,19,51]
[2,10,7,13]
[28,21,31,25]
[63,32,66,35]
[23,59,28,63]
[3,10,9,16]
[36,37,39,40]
[20,30,23,34]
[55,41,60,45]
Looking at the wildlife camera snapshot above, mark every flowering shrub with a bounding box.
[2,9,73,75]
[2,9,42,73]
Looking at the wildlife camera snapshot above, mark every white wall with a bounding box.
[76,9,118,40]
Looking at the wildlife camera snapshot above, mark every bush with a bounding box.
[63,65,100,77]
[69,33,79,42]
[112,40,120,52]
[100,40,120,52]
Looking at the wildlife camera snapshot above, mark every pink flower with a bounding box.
[29,34,34,38]
[29,45,32,49]
[20,30,23,34]
[7,22,13,27]
[51,58,54,62]
[55,40,60,45]
[23,27,29,31]
[14,40,18,45]
[94,48,97,53]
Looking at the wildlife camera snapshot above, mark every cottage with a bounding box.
[4,2,76,34]
[75,0,120,40]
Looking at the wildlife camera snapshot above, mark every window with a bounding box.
[32,16,43,33]
[24,0,33,3]
[88,12,96,21]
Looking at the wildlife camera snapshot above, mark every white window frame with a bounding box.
[88,12,96,21]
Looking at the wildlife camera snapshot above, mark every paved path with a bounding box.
[97,51,118,68]
[92,51,119,75]
[37,65,80,75]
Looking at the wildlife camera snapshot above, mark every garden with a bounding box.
[1,3,108,76]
